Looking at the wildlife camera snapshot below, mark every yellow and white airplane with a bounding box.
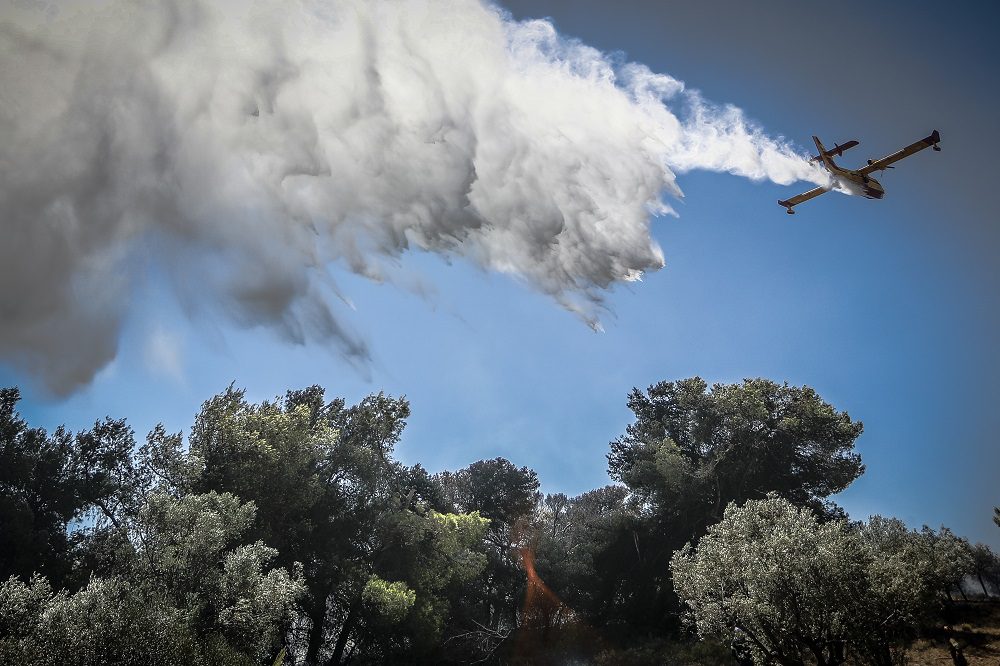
[778,130,941,214]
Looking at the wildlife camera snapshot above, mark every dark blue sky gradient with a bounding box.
[498,0,1000,546]
[3,0,997,547]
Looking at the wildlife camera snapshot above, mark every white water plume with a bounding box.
[0,0,827,394]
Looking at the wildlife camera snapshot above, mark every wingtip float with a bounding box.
[778,130,941,214]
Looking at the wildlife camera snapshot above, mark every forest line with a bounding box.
[1,378,997,664]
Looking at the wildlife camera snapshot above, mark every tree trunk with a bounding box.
[829,641,845,666]
[977,573,989,598]
[806,638,844,666]
[331,595,363,665]
[947,636,968,666]
[305,590,330,666]
[873,643,895,666]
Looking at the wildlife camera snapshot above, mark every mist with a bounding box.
[0,0,826,394]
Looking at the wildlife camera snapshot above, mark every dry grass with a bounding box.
[907,602,1000,665]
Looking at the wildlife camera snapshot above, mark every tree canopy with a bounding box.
[671,495,976,666]
[609,377,864,523]
[528,378,867,636]
[0,378,990,664]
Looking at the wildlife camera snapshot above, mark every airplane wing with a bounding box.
[778,186,829,214]
[859,130,940,175]
[809,140,859,163]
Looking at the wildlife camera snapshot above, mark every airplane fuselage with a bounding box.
[829,165,884,199]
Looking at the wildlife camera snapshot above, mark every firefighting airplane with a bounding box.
[778,130,941,214]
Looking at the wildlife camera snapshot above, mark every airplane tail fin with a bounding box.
[812,135,838,170]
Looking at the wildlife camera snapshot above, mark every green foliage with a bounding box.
[182,385,495,663]
[914,524,975,602]
[671,495,854,665]
[136,491,257,595]
[436,458,540,527]
[433,458,540,654]
[0,490,303,665]
[422,510,490,588]
[0,387,139,587]
[0,379,983,664]
[587,377,865,633]
[609,377,864,523]
[0,574,199,666]
[970,542,1000,597]
[671,495,976,666]
[357,508,490,660]
[363,576,416,624]
[532,485,633,621]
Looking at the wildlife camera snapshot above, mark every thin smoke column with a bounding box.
[0,0,826,394]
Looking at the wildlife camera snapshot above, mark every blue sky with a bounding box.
[3,0,998,548]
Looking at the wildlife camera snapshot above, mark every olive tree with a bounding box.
[970,543,1000,597]
[671,495,860,665]
[671,495,972,666]
[0,491,304,665]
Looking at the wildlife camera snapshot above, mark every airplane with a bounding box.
[778,130,941,214]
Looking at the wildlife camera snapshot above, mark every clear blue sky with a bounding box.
[3,0,998,547]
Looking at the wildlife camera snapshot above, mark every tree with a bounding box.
[852,517,959,665]
[531,485,635,626]
[0,491,303,665]
[134,491,306,658]
[186,386,393,663]
[600,377,865,634]
[434,458,540,647]
[0,387,139,588]
[672,495,859,666]
[671,496,974,666]
[0,574,199,666]
[354,509,489,662]
[436,458,540,527]
[969,544,996,597]
[915,525,974,602]
[186,386,491,664]
[609,378,864,524]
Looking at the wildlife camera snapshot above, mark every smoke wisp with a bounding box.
[0,0,825,394]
